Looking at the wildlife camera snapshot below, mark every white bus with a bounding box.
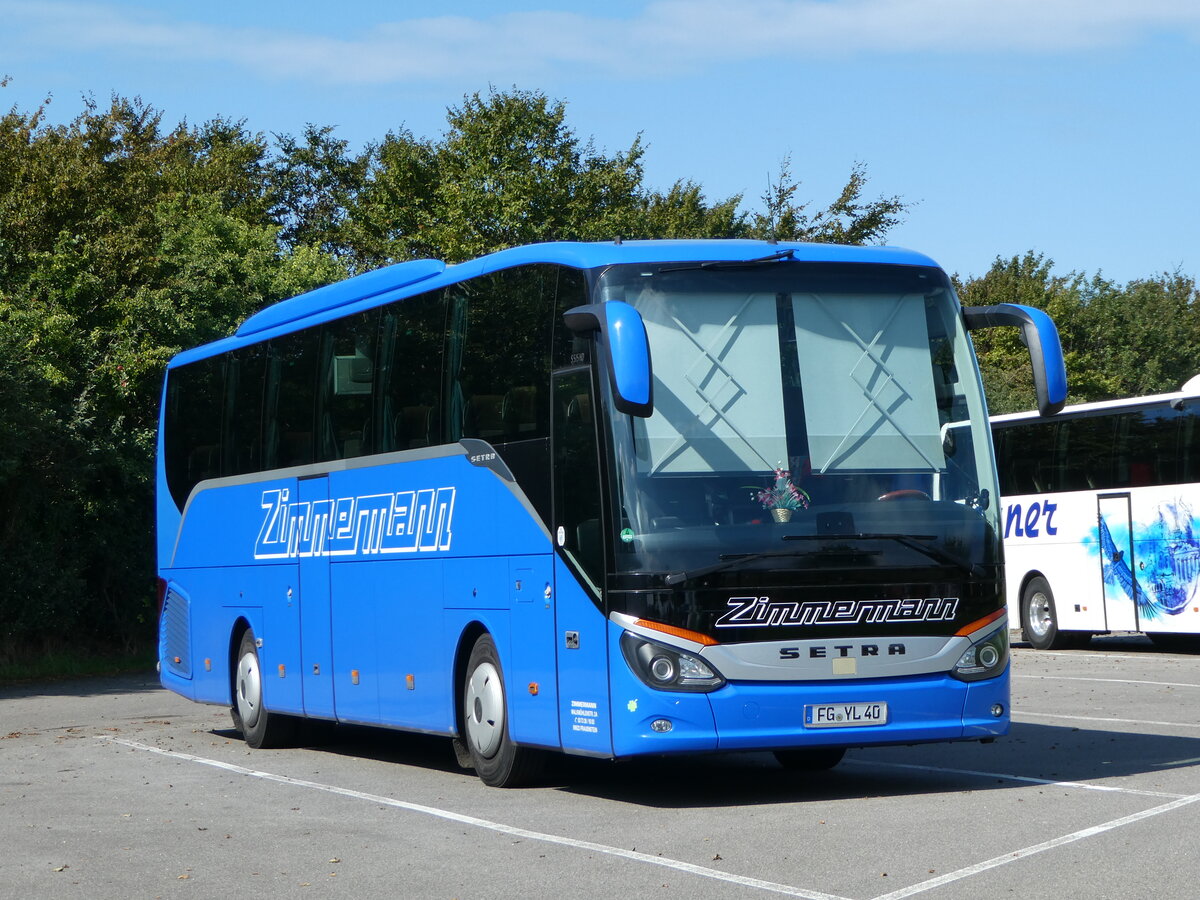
[993,377,1200,650]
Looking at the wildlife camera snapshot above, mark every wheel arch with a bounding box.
[227,616,254,706]
[452,620,490,737]
[1015,568,1050,622]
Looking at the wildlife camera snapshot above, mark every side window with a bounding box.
[164,355,224,509]
[446,266,553,444]
[264,330,319,470]
[553,368,604,589]
[999,421,1058,495]
[1113,406,1180,488]
[378,289,446,451]
[224,343,268,476]
[552,267,590,370]
[1058,415,1114,492]
[1181,407,1200,484]
[317,310,380,462]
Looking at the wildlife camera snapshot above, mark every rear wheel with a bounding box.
[232,630,297,749]
[1021,576,1087,650]
[462,634,542,787]
[774,747,846,771]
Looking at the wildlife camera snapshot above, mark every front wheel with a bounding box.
[1021,577,1086,650]
[232,630,297,749]
[462,634,543,787]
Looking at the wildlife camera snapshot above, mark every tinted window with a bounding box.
[1057,414,1114,492]
[264,330,319,470]
[164,355,224,509]
[1112,406,1182,488]
[378,289,446,451]
[317,310,380,461]
[224,343,268,476]
[446,266,553,444]
[996,420,1058,495]
[552,266,589,370]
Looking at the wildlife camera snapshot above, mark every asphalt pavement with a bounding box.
[1,634,1197,899]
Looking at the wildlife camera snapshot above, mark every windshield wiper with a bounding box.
[783,532,984,577]
[658,249,797,274]
[662,543,879,586]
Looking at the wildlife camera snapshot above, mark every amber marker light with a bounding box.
[634,619,720,646]
[955,608,1005,637]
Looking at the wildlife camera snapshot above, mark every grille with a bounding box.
[162,588,192,679]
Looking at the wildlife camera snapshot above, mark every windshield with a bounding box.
[596,261,1000,588]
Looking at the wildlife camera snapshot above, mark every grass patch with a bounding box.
[0,646,156,687]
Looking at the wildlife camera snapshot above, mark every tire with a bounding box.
[1020,576,1086,650]
[774,747,846,771]
[462,634,543,788]
[232,630,297,749]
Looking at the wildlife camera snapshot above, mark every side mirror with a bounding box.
[563,301,653,417]
[963,303,1067,416]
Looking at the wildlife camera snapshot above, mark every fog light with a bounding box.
[991,703,1005,717]
[651,719,673,733]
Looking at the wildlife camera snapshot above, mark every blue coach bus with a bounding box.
[157,240,1066,786]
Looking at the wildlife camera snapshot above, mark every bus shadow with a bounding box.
[208,718,1200,807]
[229,722,469,776]
[554,721,1200,808]
[1014,632,1200,654]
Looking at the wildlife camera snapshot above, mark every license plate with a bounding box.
[804,702,888,728]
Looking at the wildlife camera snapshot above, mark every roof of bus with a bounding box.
[169,239,942,368]
[990,377,1200,425]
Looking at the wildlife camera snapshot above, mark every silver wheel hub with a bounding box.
[1028,591,1052,638]
[465,661,504,758]
[236,649,262,730]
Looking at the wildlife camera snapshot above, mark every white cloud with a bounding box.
[3,0,1198,85]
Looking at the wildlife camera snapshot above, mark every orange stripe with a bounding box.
[635,619,720,646]
[955,608,1006,637]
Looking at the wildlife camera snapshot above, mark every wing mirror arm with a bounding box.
[963,303,1068,416]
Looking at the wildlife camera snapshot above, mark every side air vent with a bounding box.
[162,587,192,679]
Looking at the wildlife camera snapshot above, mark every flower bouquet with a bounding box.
[753,468,810,522]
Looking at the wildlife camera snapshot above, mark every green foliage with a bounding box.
[960,253,1200,414]
[317,87,907,267]
[750,156,906,244]
[0,93,348,656]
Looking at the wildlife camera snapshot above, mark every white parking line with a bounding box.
[870,793,1200,900]
[108,736,1200,900]
[1016,675,1200,689]
[106,737,850,900]
[1016,710,1200,730]
[844,758,1187,799]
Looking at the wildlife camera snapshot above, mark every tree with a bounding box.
[959,253,1200,414]
[270,124,370,260]
[0,93,343,656]
[751,156,906,244]
[328,88,909,267]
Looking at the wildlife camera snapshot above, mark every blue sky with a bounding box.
[2,0,1197,284]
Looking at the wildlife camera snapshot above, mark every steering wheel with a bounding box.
[876,489,931,501]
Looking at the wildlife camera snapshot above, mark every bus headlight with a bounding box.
[620,632,726,693]
[951,624,1009,682]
